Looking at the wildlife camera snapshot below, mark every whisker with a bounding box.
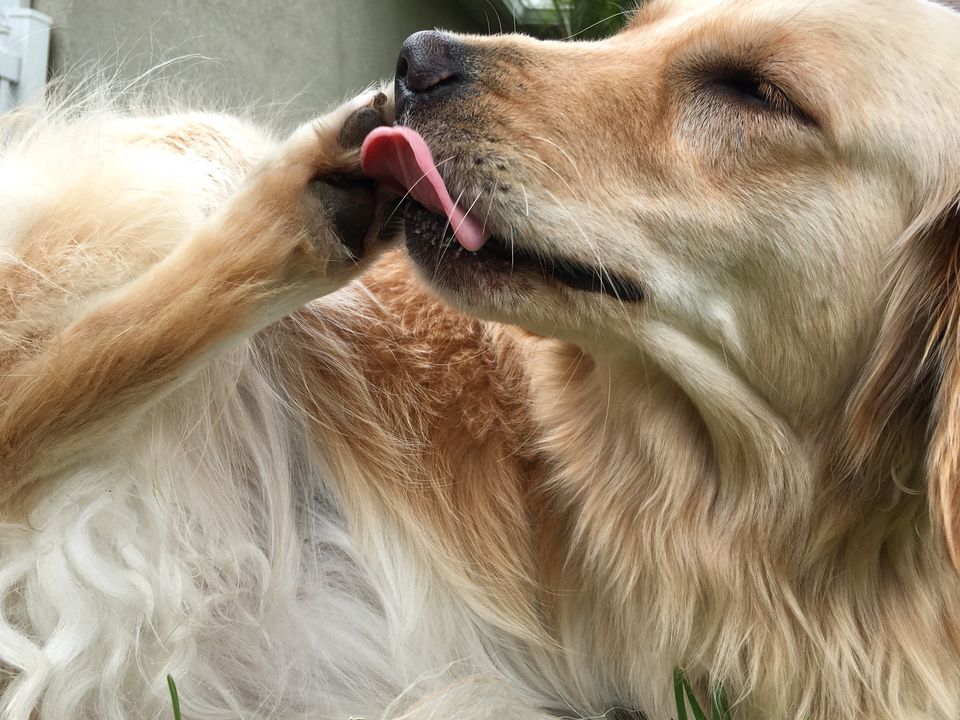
[519,151,569,186]
[521,143,634,311]
[543,187,633,319]
[485,0,504,35]
[564,10,634,40]
[383,155,457,226]
[435,187,471,274]
[451,188,487,239]
[479,172,502,241]
[530,135,585,185]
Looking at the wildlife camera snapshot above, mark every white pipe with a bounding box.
[0,0,51,112]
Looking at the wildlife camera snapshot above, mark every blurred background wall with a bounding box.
[27,0,486,123]
[9,1,631,123]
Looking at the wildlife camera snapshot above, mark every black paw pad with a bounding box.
[307,177,377,258]
[338,107,387,150]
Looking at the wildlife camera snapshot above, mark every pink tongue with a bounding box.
[361,126,491,252]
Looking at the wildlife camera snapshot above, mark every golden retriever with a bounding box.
[1,0,960,718]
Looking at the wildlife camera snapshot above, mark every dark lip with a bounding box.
[401,201,644,303]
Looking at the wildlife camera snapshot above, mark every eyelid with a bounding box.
[704,65,818,128]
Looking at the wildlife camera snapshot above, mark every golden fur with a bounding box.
[2,0,960,718]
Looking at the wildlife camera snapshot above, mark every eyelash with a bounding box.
[704,68,812,125]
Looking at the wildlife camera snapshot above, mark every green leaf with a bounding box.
[682,675,709,720]
[167,675,182,720]
[673,668,689,720]
[711,684,732,720]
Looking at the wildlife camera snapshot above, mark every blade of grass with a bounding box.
[673,668,689,720]
[550,0,573,37]
[682,675,709,720]
[167,674,182,720]
[711,684,732,720]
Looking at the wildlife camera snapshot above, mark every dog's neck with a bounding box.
[526,335,815,551]
[523,336,958,714]
[525,323,941,556]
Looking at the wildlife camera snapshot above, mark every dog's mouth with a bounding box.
[361,127,643,303]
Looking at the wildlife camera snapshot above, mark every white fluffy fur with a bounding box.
[0,86,555,720]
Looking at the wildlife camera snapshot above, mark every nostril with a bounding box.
[419,69,457,91]
[406,68,456,94]
[396,30,464,95]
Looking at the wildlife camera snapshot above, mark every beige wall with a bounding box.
[31,0,484,125]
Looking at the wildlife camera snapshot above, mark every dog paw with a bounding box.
[337,92,393,150]
[219,88,397,299]
[282,87,397,261]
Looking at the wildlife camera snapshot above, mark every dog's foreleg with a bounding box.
[0,92,391,510]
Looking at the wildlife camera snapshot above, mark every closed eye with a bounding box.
[706,67,814,126]
[712,69,776,106]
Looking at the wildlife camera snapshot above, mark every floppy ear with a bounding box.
[846,197,960,569]
[925,203,960,569]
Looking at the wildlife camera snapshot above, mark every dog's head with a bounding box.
[374,0,960,562]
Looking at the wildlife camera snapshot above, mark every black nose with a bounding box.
[395,31,466,115]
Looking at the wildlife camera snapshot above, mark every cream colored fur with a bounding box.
[2,1,960,719]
